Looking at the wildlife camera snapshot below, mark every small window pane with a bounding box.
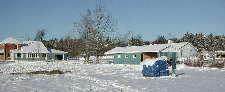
[125,55,128,58]
[118,55,121,58]
[42,54,46,57]
[17,53,21,58]
[133,55,137,58]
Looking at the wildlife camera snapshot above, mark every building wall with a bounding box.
[0,44,18,60]
[12,53,66,61]
[177,44,198,60]
[113,53,141,64]
[112,52,177,64]
[0,44,5,60]
[159,52,176,62]
[113,52,173,64]
[46,53,66,60]
[13,53,47,61]
[5,44,17,60]
[0,54,4,60]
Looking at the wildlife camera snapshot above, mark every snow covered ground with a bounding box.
[0,61,225,92]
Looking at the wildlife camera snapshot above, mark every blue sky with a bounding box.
[0,0,225,41]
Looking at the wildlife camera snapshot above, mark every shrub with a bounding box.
[10,69,69,75]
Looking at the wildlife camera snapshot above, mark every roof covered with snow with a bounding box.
[48,48,68,54]
[105,44,179,54]
[11,41,68,54]
[105,42,193,54]
[0,37,21,44]
[12,41,49,53]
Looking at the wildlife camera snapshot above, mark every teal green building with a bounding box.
[113,53,142,64]
[112,52,176,64]
[105,42,197,64]
[105,44,179,64]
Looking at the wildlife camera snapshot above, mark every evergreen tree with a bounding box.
[152,36,167,44]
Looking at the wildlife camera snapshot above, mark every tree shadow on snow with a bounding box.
[175,73,185,77]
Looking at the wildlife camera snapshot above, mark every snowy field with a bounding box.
[0,61,225,92]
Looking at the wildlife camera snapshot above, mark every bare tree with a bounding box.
[34,29,46,41]
[74,4,115,63]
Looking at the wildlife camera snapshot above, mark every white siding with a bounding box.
[177,44,197,61]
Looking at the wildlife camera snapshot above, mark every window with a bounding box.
[28,53,31,58]
[32,54,38,58]
[118,55,121,58]
[7,53,10,57]
[42,54,46,57]
[125,55,128,58]
[181,50,183,56]
[17,53,21,58]
[32,54,35,58]
[133,54,137,58]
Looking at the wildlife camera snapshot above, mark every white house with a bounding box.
[11,41,67,61]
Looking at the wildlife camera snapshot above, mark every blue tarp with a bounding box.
[142,60,169,77]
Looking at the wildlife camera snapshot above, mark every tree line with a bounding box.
[151,33,225,52]
[32,4,225,62]
[171,32,225,52]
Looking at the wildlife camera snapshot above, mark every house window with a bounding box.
[118,55,121,58]
[33,54,38,58]
[125,55,128,58]
[28,53,31,58]
[42,54,46,57]
[133,54,137,58]
[32,54,35,58]
[17,53,21,58]
[181,50,183,56]
[7,53,10,57]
